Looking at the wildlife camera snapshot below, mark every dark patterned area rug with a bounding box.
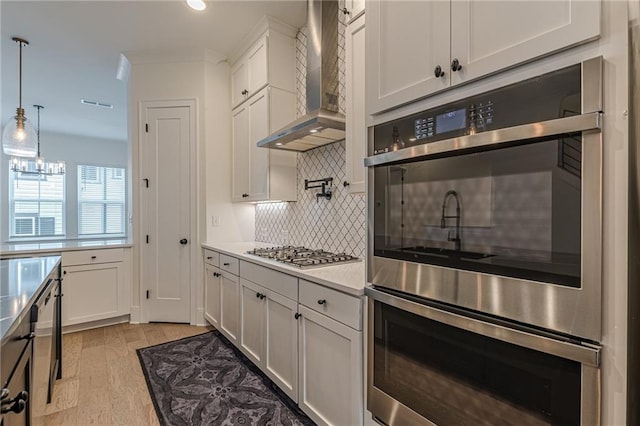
[137,330,315,426]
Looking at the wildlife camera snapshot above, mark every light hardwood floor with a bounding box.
[42,323,211,426]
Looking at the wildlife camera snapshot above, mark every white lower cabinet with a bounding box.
[203,250,363,424]
[220,271,240,344]
[240,277,299,401]
[204,265,221,328]
[61,248,130,327]
[298,305,363,426]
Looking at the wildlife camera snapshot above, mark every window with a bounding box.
[78,165,126,237]
[9,164,66,238]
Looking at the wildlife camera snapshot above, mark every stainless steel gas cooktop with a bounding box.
[246,246,360,269]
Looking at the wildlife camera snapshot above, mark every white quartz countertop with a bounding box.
[1,239,132,256]
[202,242,366,296]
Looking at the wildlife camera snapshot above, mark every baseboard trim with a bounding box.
[62,315,130,334]
[130,306,141,324]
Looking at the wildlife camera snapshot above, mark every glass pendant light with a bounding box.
[10,105,65,176]
[2,37,37,157]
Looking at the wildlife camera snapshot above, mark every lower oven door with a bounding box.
[366,287,601,426]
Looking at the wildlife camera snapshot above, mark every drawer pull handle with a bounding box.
[223,262,230,266]
[317,299,327,305]
[294,313,302,319]
[206,256,213,260]
[91,256,97,259]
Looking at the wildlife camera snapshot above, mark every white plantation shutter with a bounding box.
[78,165,126,236]
[9,165,66,237]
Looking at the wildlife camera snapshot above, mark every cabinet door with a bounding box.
[366,0,450,115]
[231,105,250,201]
[450,0,600,86]
[248,88,270,201]
[264,291,298,402]
[248,35,269,97]
[220,271,240,344]
[204,266,221,328]
[62,262,125,326]
[298,306,363,426]
[345,15,366,194]
[345,0,365,23]
[231,59,248,108]
[239,279,266,366]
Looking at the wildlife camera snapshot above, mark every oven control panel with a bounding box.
[371,63,581,156]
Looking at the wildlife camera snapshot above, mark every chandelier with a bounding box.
[2,37,38,157]
[10,105,65,176]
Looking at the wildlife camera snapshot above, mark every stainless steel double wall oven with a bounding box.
[365,57,604,425]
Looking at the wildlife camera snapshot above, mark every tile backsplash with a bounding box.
[254,1,367,258]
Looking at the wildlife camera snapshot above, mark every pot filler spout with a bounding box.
[257,0,345,152]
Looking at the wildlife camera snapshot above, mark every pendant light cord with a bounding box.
[35,105,42,157]
[18,40,23,111]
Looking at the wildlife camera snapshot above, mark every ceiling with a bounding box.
[1,1,307,142]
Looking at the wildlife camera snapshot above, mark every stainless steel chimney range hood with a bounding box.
[257,0,345,152]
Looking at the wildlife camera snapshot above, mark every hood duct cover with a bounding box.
[257,0,346,152]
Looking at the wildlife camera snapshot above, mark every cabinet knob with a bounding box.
[91,255,97,259]
[223,262,230,266]
[343,181,350,187]
[206,256,213,260]
[317,299,327,305]
[294,312,302,319]
[451,58,462,72]
[63,270,67,275]
[180,238,188,245]
[242,193,249,198]
[1,391,28,415]
[241,89,248,96]
[342,7,350,15]
[434,65,445,78]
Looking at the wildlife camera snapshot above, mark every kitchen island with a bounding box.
[1,255,61,425]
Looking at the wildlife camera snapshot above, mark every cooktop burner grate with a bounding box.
[246,246,360,269]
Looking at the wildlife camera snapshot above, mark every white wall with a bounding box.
[127,48,253,325]
[0,131,128,241]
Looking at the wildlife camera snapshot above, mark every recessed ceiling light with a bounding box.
[187,0,206,11]
[275,142,283,146]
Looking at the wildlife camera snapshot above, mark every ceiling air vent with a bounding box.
[81,99,113,109]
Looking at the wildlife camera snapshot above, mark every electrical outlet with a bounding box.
[212,215,220,227]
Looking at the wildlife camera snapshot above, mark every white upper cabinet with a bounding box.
[345,14,367,194]
[230,20,296,109]
[366,0,601,115]
[343,0,365,23]
[231,86,297,202]
[450,0,601,86]
[366,1,450,115]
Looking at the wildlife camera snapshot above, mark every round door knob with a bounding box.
[434,65,445,78]
[180,239,188,245]
[451,58,462,72]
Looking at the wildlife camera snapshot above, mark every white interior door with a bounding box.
[142,105,191,323]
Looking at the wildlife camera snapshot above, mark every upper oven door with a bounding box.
[366,57,603,342]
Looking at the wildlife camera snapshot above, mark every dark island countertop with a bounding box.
[0,256,61,344]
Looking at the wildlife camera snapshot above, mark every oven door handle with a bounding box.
[366,287,601,367]
[364,112,602,167]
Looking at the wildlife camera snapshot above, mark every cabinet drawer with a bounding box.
[299,280,362,330]
[204,249,220,267]
[240,261,297,300]
[220,254,240,276]
[62,248,123,266]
